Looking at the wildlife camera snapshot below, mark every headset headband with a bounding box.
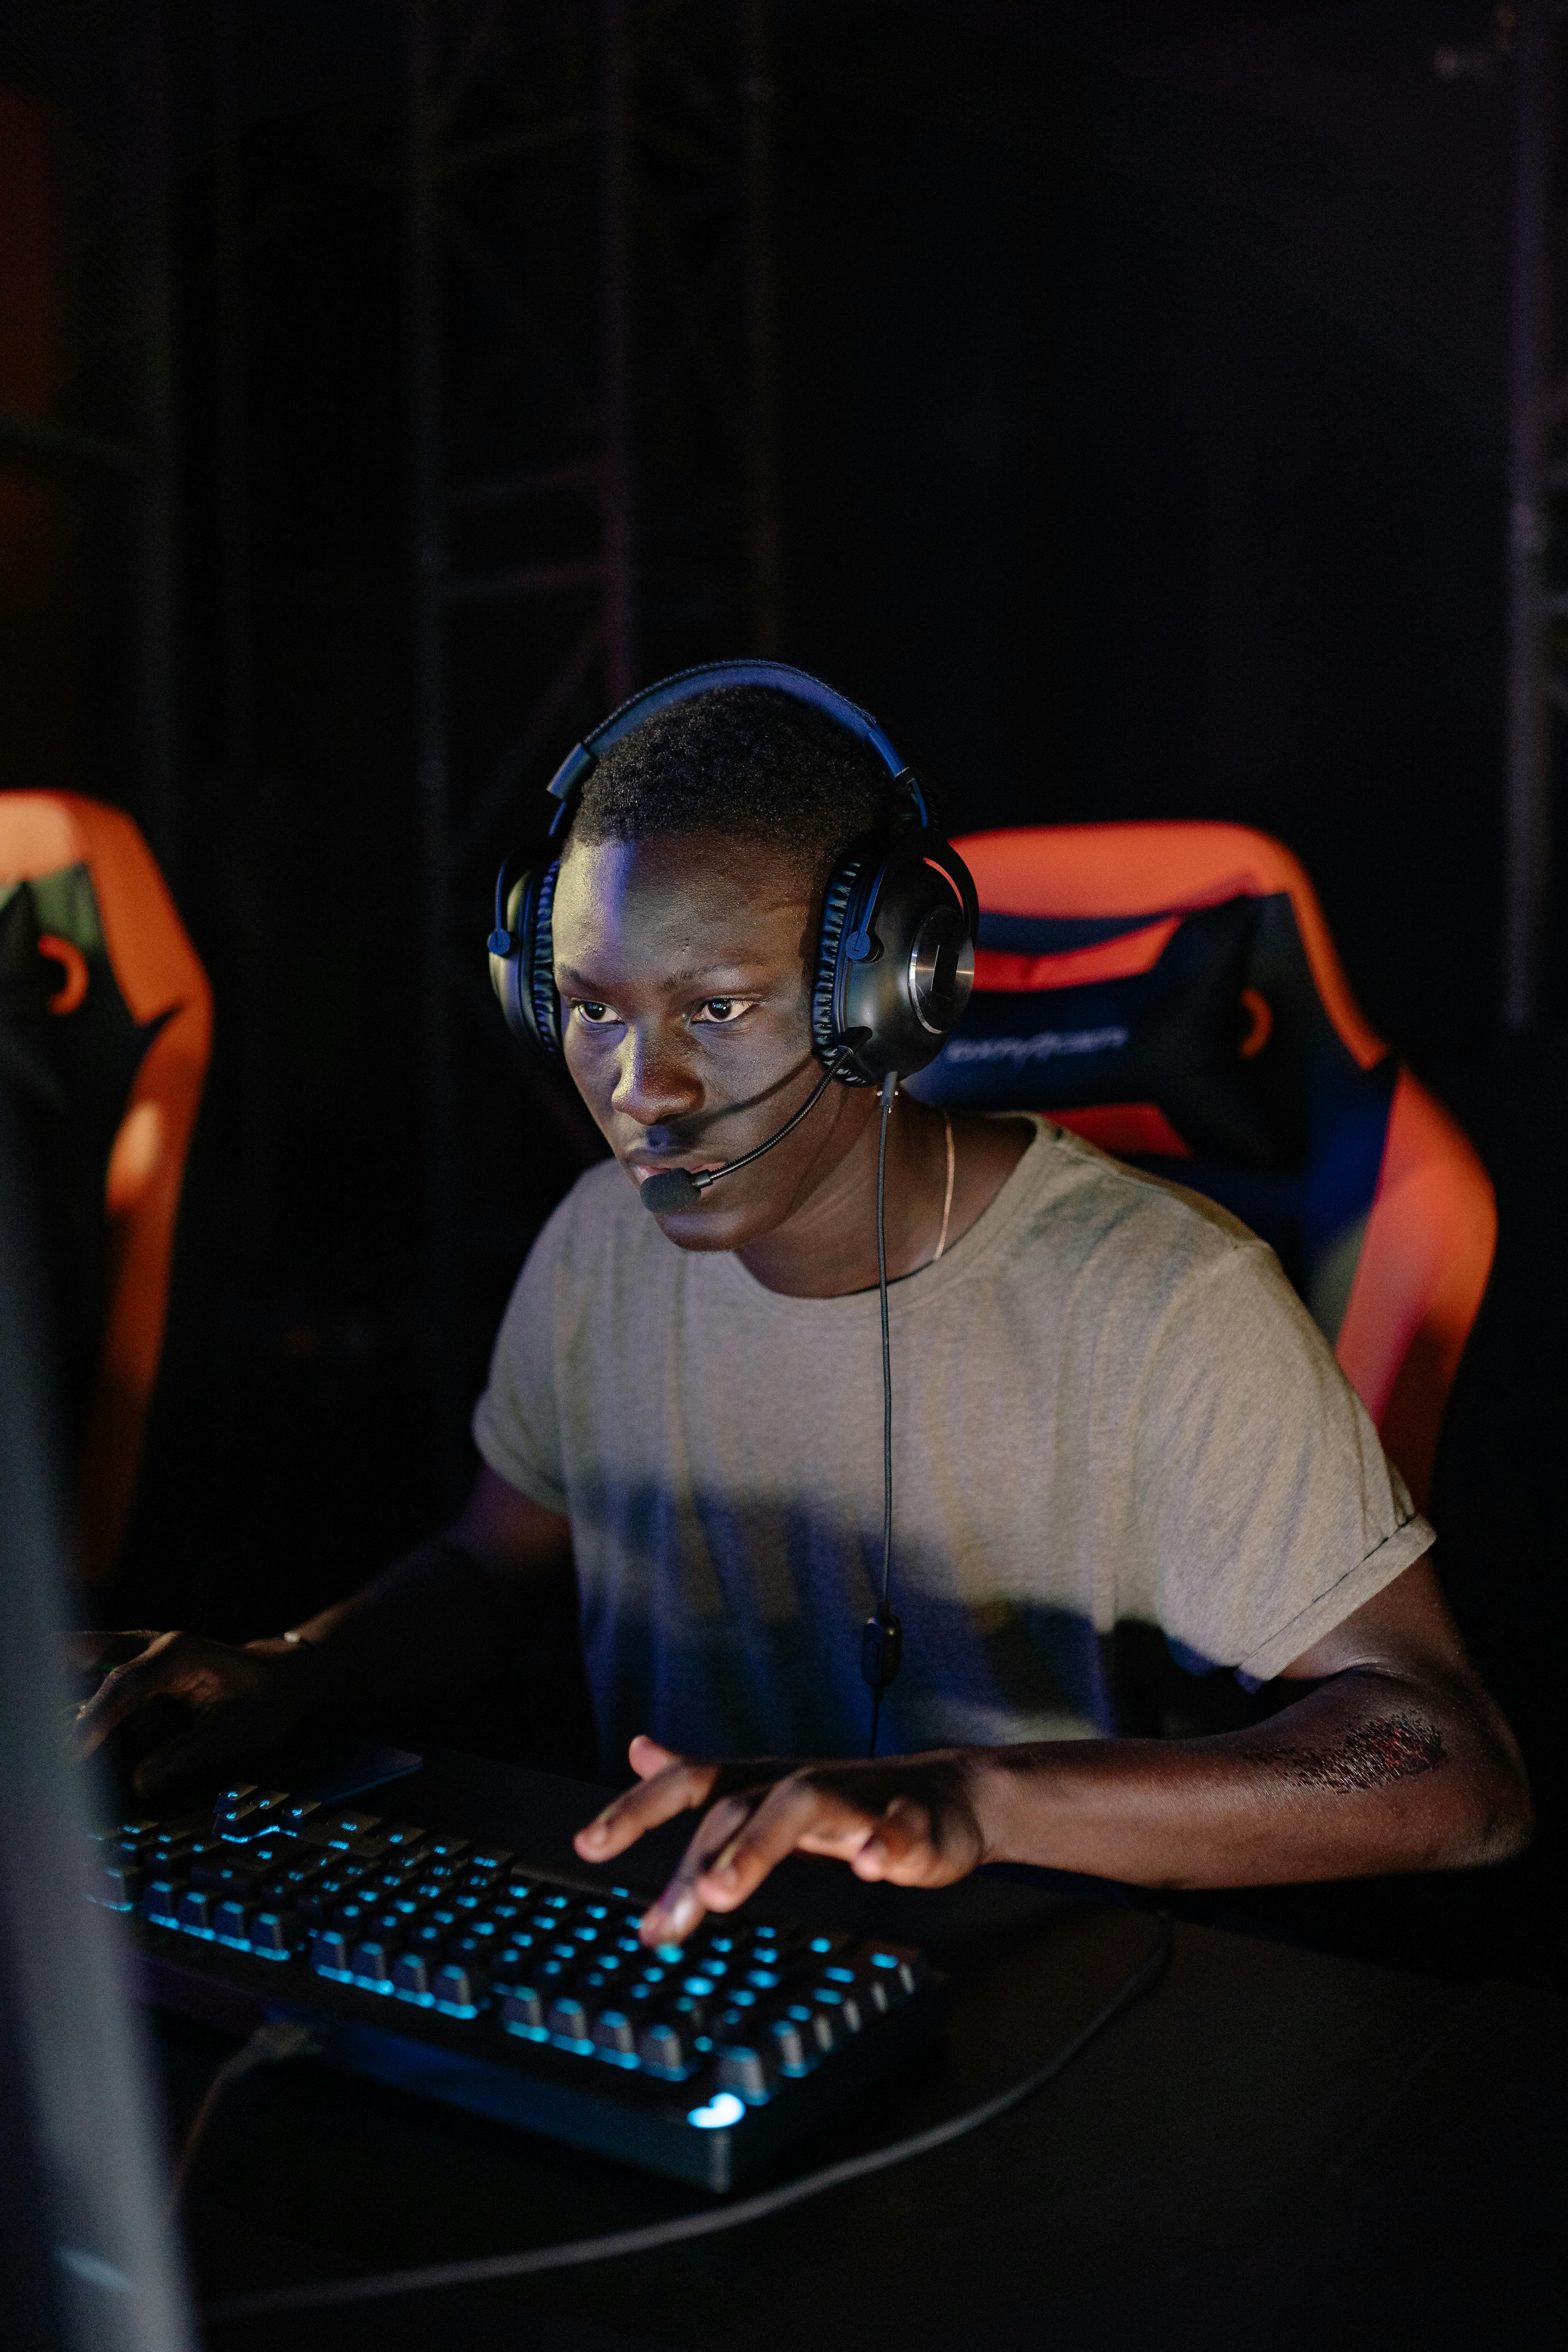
[540,659,929,837]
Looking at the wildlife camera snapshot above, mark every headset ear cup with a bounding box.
[812,854,873,1082]
[491,860,566,1056]
[527,858,564,1057]
[832,836,977,1082]
[491,872,532,1048]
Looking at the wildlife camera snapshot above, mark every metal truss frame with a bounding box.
[405,0,780,1459]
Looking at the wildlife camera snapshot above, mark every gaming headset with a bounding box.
[486,659,981,1749]
[486,658,978,1091]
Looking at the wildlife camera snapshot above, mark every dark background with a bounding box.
[1,1,1562,1978]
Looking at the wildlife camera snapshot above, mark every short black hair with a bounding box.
[570,684,891,882]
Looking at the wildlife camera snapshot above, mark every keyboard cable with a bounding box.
[201,1909,1172,2325]
[165,2019,320,2228]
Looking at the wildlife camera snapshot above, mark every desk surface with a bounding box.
[155,1754,1562,2352]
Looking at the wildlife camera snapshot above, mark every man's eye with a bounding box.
[694,997,751,1025]
[572,1000,616,1025]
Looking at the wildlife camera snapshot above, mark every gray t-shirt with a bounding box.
[473,1118,1432,1774]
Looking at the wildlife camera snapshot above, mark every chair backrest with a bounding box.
[0,793,211,1581]
[908,821,1494,1512]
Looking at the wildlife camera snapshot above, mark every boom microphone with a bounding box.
[638,1046,855,1215]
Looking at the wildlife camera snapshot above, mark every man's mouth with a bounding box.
[628,1155,725,1187]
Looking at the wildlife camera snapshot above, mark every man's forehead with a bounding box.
[551,834,817,992]
[554,831,813,929]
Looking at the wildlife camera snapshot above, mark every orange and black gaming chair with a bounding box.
[909,823,1494,1514]
[0,793,211,1582]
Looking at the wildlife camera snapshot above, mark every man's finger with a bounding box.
[573,1757,719,1862]
[68,1633,188,1759]
[686,1777,888,1921]
[60,1631,160,1679]
[848,1793,939,1882]
[628,1735,679,1781]
[638,1791,762,1942]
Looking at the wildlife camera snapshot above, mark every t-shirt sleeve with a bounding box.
[1123,1236,1434,1683]
[470,1203,572,1514]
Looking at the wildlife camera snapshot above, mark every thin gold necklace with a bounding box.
[931,1108,955,1264]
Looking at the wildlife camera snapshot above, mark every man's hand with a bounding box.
[573,1566,1532,1919]
[574,1733,992,1944]
[69,1631,325,1800]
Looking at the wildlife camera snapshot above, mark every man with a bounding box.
[78,684,1530,1951]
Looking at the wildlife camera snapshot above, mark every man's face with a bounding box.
[552,829,863,1249]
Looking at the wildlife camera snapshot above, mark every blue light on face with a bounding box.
[686,2091,745,2131]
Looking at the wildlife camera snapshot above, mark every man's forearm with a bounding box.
[263,1471,573,1728]
[273,1540,509,1718]
[971,1667,1531,1887]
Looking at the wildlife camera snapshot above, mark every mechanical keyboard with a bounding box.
[88,1781,944,2190]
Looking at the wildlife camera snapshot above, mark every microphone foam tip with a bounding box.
[639,1168,703,1215]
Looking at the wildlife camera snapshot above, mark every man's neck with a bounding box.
[735,1097,1033,1299]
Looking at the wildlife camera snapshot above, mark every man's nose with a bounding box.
[609,1023,704,1131]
